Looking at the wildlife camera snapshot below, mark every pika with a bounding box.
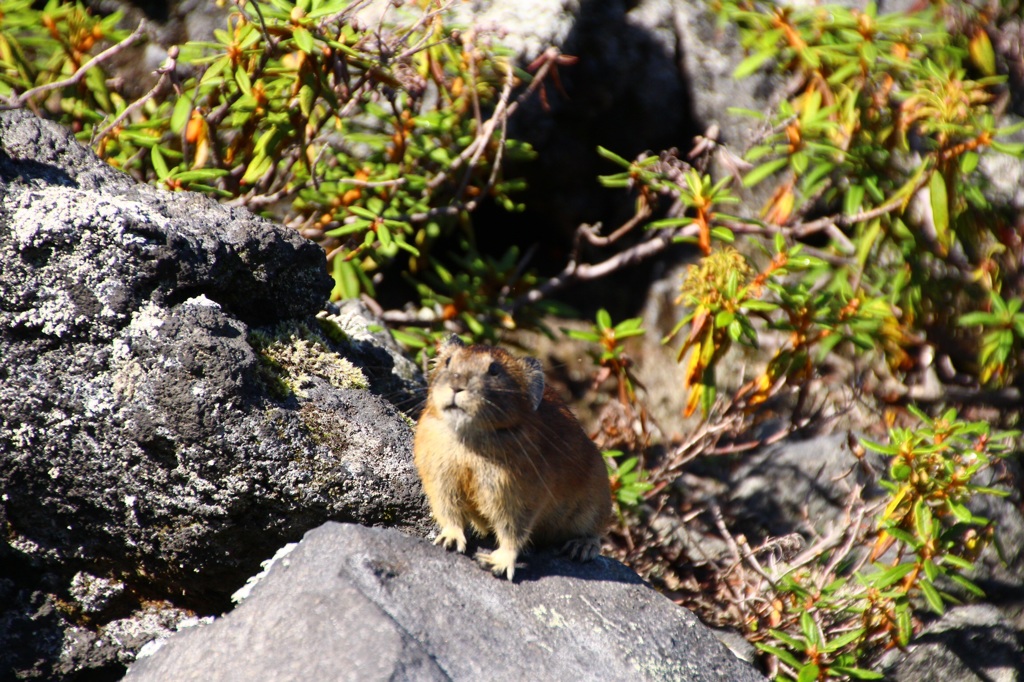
[413,335,611,580]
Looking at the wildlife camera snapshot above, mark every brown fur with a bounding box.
[413,336,611,580]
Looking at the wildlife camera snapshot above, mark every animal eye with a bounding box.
[444,357,451,368]
[487,361,501,376]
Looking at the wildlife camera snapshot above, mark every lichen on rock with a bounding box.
[250,320,369,398]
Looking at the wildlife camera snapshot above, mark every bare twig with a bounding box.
[579,204,653,247]
[92,46,179,145]
[454,58,513,199]
[2,21,148,110]
[394,0,457,55]
[380,309,445,327]
[711,501,778,591]
[427,58,515,193]
[336,177,408,188]
[510,227,691,313]
[241,0,275,50]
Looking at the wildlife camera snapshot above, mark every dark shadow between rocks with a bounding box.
[372,0,704,322]
[0,149,78,189]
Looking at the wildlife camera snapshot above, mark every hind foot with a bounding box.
[559,536,601,562]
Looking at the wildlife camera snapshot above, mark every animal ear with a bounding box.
[431,334,464,369]
[444,331,468,348]
[441,334,465,350]
[521,357,545,411]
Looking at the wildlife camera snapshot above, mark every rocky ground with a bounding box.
[3,0,1024,680]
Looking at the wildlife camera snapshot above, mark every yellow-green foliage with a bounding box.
[0,0,549,349]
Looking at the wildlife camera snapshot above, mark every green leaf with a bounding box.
[701,376,717,416]
[914,499,934,539]
[711,226,735,243]
[755,643,805,670]
[393,237,421,257]
[850,332,875,351]
[333,258,360,299]
[742,300,778,312]
[886,527,919,547]
[863,175,884,203]
[647,217,692,230]
[890,463,911,481]
[790,150,809,176]
[172,169,230,183]
[462,311,485,336]
[844,183,865,217]
[800,611,823,647]
[960,151,979,174]
[867,562,916,588]
[743,157,788,187]
[920,579,945,614]
[389,327,428,349]
[348,206,378,220]
[957,311,996,328]
[299,83,315,117]
[596,146,631,167]
[235,65,253,95]
[929,171,949,252]
[324,220,371,237]
[830,666,885,680]
[856,218,882,269]
[940,554,975,572]
[734,50,773,79]
[797,664,820,682]
[308,0,351,17]
[150,146,170,180]
[823,628,866,652]
[947,501,974,523]
[170,97,193,135]
[905,403,933,425]
[616,456,639,476]
[969,28,997,76]
[948,573,985,598]
[596,308,613,331]
[564,329,601,342]
[897,606,913,647]
[715,310,735,328]
[241,152,273,186]
[727,107,767,120]
[293,26,315,53]
[990,140,1024,156]
[770,629,808,651]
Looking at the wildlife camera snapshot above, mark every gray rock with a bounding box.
[879,603,1024,682]
[0,108,431,678]
[125,522,768,682]
[728,432,884,539]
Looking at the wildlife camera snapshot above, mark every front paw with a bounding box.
[475,547,518,581]
[433,526,467,553]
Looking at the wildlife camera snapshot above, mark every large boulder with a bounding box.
[124,522,768,682]
[0,108,431,678]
